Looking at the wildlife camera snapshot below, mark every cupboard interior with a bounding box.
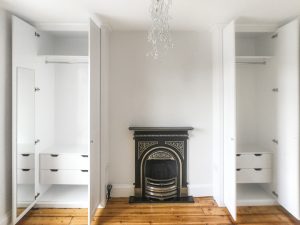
[17,29,89,209]
[235,32,277,206]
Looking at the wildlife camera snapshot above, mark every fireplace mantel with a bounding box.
[129,127,194,131]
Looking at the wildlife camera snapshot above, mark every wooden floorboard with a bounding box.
[17,197,300,225]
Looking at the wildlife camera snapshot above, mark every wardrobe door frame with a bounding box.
[88,17,102,225]
[275,18,300,220]
[223,20,237,221]
[12,15,39,224]
[220,19,300,221]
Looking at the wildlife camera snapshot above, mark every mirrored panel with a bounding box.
[16,67,36,216]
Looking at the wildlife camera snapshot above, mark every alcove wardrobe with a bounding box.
[212,18,300,221]
[12,16,109,225]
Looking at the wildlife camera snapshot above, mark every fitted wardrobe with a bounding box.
[213,18,300,220]
[12,16,109,225]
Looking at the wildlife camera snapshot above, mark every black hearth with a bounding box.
[128,127,194,203]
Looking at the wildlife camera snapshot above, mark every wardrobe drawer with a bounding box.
[40,169,88,185]
[236,153,272,169]
[40,154,89,170]
[17,169,35,184]
[236,168,272,183]
[17,154,35,169]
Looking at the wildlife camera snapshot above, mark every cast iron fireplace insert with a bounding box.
[129,127,194,203]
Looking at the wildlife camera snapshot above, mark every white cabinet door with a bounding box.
[12,16,38,224]
[275,18,300,219]
[223,21,237,220]
[88,18,101,225]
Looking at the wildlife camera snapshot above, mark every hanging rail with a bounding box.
[45,60,88,64]
[43,55,88,64]
[236,61,267,65]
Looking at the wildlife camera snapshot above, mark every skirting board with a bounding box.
[0,211,11,225]
[188,184,213,197]
[111,184,213,197]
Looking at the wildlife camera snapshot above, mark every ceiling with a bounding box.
[1,0,300,31]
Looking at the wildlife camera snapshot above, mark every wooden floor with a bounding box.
[17,197,300,225]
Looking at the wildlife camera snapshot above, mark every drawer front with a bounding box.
[17,154,35,169]
[237,168,272,183]
[40,154,89,170]
[236,153,272,169]
[40,169,88,185]
[17,169,35,184]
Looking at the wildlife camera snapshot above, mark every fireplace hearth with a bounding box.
[128,127,194,203]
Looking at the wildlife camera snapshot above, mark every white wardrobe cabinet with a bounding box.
[214,18,300,221]
[12,15,108,225]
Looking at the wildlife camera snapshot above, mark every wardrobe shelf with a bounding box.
[39,145,89,154]
[237,144,272,154]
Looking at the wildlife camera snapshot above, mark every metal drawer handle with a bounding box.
[81,155,88,158]
[254,168,262,171]
[50,154,59,157]
[236,154,241,157]
[254,154,262,156]
[81,170,88,172]
[236,169,241,171]
[50,169,58,172]
[22,154,30,157]
[22,169,30,172]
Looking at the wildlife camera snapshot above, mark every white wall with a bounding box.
[0,9,12,225]
[109,31,213,197]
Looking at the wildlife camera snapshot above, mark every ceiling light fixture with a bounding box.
[147,0,173,59]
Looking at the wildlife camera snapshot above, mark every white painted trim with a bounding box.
[187,184,213,197]
[34,23,89,31]
[236,24,278,33]
[90,14,112,31]
[209,23,226,32]
[0,211,11,225]
[111,184,134,197]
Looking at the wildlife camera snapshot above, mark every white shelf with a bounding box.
[236,56,272,64]
[39,55,88,64]
[237,144,272,154]
[37,185,88,208]
[237,184,277,206]
[39,144,89,154]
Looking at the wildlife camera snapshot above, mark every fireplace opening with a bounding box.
[145,159,178,200]
[145,159,178,180]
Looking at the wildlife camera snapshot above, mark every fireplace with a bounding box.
[129,127,194,203]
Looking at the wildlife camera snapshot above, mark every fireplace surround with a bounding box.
[129,127,194,203]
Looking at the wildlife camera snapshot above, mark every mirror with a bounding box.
[16,68,36,216]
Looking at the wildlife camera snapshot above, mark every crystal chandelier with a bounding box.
[147,0,173,59]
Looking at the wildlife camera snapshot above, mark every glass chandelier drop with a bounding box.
[147,0,173,59]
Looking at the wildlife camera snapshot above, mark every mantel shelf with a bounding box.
[129,127,194,132]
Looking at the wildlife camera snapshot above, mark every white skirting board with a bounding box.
[0,212,11,225]
[111,184,134,197]
[188,184,213,197]
[110,184,213,197]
